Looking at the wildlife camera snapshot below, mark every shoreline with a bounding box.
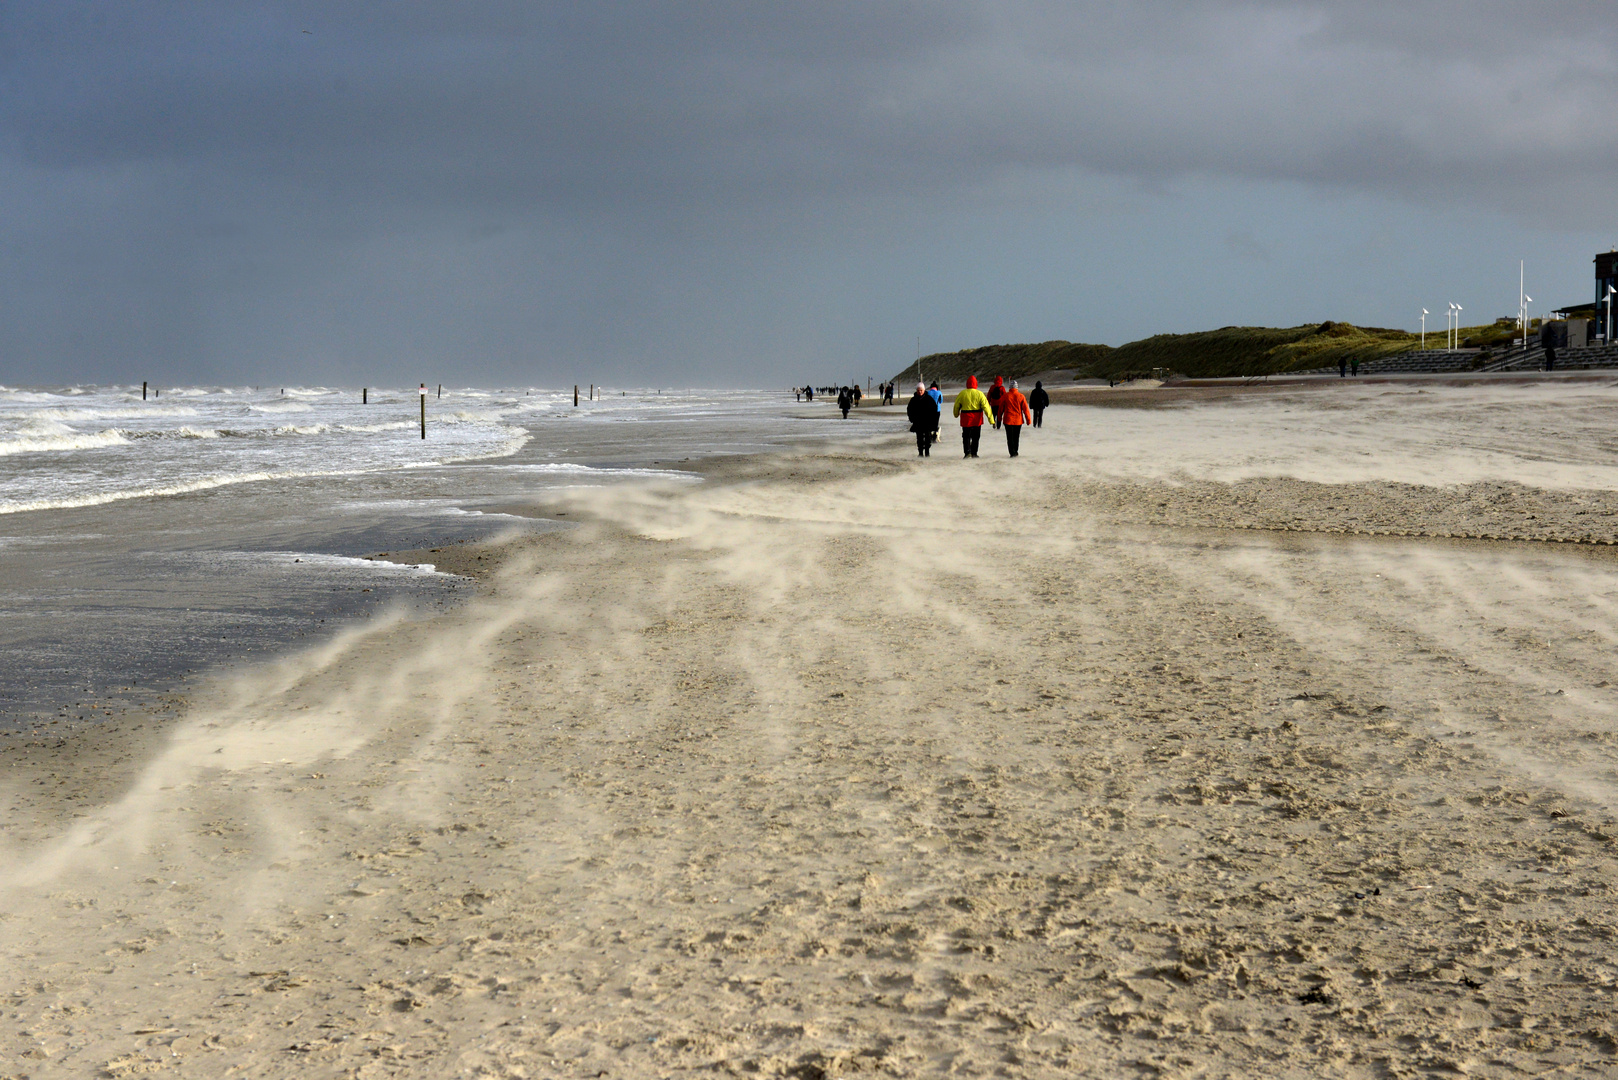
[5,402,1618,1076]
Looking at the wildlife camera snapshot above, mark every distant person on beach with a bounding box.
[952,376,995,458]
[1000,380,1031,457]
[1338,357,1347,378]
[853,385,863,407]
[927,382,943,448]
[805,386,814,401]
[1541,321,1557,371]
[837,386,852,418]
[1350,358,1360,376]
[986,376,1005,429]
[907,383,937,457]
[1029,381,1049,427]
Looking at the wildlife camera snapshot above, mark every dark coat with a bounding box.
[907,391,939,432]
[1029,386,1050,410]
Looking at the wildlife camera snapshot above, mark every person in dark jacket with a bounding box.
[986,376,1005,429]
[906,382,937,457]
[1540,320,1557,371]
[837,386,852,418]
[1029,381,1049,427]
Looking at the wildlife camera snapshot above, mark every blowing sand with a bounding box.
[5,385,1618,1078]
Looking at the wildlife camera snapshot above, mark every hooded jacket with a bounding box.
[952,376,994,428]
[1029,383,1050,411]
[999,387,1032,426]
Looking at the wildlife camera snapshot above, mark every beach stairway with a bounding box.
[1480,342,1618,372]
[1298,343,1618,376]
[1297,349,1484,376]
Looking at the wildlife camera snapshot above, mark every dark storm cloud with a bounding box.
[1,2,1613,382]
[7,2,1613,213]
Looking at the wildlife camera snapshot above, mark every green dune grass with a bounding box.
[890,320,1520,383]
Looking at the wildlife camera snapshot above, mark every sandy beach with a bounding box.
[6,384,1618,1078]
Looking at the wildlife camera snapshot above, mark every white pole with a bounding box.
[1421,309,1428,349]
[1454,306,1462,351]
[1519,260,1525,349]
[1607,285,1615,346]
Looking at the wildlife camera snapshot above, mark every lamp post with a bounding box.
[1453,305,1462,350]
[1421,308,1428,349]
[1519,260,1526,349]
[1522,295,1532,352]
[1607,285,1615,346]
[1446,303,1456,350]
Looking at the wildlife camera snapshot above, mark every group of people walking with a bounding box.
[904,376,1049,459]
[796,382,903,407]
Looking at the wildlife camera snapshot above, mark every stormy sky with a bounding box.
[3,2,1615,387]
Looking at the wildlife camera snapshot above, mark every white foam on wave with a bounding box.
[251,402,314,414]
[0,428,129,456]
[266,552,454,577]
[0,434,534,516]
[441,507,537,521]
[36,405,202,422]
[338,421,411,433]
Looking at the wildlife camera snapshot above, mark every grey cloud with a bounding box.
[6,2,1613,215]
[2,2,1613,383]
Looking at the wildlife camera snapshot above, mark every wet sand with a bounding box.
[4,396,1618,1078]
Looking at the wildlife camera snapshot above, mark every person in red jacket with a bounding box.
[986,376,1005,429]
[999,380,1032,457]
[951,376,995,458]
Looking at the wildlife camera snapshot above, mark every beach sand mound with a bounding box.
[4,400,1618,1077]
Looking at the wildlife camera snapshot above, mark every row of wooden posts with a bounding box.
[135,381,601,441]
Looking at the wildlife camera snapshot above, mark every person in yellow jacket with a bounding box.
[951,376,995,458]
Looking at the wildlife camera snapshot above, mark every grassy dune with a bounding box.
[890,340,1113,386]
[1102,322,1418,379]
[890,321,1520,383]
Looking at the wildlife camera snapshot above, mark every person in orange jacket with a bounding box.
[999,380,1032,457]
[951,376,995,458]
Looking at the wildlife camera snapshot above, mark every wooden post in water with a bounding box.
[142,381,147,400]
[438,384,442,398]
[362,387,367,404]
[574,385,579,407]
[419,383,427,439]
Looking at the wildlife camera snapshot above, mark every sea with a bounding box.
[0,384,848,726]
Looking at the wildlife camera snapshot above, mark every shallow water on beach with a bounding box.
[0,385,851,724]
